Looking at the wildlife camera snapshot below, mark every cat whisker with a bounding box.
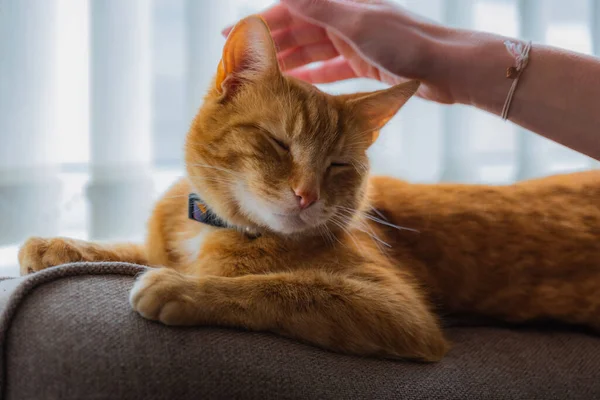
[188,176,238,184]
[335,205,419,233]
[316,226,327,245]
[332,207,398,256]
[355,227,392,248]
[328,218,351,244]
[322,223,346,248]
[351,125,380,141]
[351,160,369,174]
[317,225,337,248]
[341,211,392,250]
[329,215,365,256]
[363,214,420,233]
[371,207,389,222]
[188,174,235,180]
[190,163,242,177]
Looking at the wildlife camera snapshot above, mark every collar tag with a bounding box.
[188,193,227,228]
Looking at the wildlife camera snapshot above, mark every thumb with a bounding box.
[280,0,365,38]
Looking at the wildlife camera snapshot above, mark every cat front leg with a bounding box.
[18,237,148,275]
[129,267,448,361]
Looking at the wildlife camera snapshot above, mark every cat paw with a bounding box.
[129,268,198,325]
[18,237,84,276]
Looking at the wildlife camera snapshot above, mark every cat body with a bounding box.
[149,169,600,324]
[19,16,600,362]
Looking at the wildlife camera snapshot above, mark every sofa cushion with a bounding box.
[2,263,599,400]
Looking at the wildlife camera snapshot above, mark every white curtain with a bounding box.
[0,0,598,275]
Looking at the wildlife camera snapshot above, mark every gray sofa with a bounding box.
[2,263,599,400]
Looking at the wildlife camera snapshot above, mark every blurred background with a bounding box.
[0,0,598,276]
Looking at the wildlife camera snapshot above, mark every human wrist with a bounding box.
[383,12,446,82]
[422,27,515,109]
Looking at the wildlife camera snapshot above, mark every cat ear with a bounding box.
[344,80,420,142]
[215,15,279,98]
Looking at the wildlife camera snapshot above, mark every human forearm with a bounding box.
[425,28,600,160]
[245,0,600,160]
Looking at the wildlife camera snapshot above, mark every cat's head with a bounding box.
[185,15,418,236]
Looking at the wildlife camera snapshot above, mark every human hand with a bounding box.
[222,0,455,104]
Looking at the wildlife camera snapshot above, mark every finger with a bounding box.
[280,0,361,37]
[271,24,328,53]
[286,57,357,84]
[222,3,301,37]
[222,23,233,37]
[260,3,302,31]
[278,42,339,71]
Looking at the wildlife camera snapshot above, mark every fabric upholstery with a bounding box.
[1,263,599,400]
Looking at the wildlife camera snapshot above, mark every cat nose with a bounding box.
[293,187,318,210]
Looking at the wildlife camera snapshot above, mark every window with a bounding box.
[0,0,598,276]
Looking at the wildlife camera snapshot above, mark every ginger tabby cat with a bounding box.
[19,16,600,362]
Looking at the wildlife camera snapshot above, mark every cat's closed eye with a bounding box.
[254,125,289,152]
[270,136,289,152]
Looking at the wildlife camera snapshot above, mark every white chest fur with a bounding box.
[183,226,215,263]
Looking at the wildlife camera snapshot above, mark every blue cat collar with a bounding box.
[188,193,228,228]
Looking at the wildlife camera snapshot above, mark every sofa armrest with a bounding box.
[2,262,599,400]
